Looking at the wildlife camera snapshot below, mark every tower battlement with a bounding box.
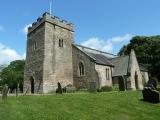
[28,12,74,34]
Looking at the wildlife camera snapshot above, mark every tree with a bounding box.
[0,60,25,92]
[119,35,160,81]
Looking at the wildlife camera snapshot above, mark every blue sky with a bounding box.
[1,0,160,64]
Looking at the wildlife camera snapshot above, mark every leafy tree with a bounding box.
[0,60,25,92]
[119,35,160,81]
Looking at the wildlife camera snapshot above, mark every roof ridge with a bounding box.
[74,44,117,56]
[110,55,129,60]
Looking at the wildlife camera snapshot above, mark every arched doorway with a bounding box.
[30,76,34,94]
[135,71,138,89]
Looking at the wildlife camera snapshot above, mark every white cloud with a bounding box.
[0,25,5,32]
[81,34,133,53]
[22,24,32,34]
[0,43,25,65]
[110,34,133,43]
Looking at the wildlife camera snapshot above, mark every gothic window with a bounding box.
[79,62,84,76]
[106,68,110,80]
[59,39,63,47]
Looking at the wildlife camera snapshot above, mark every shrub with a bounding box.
[78,88,88,92]
[112,85,119,91]
[97,88,102,92]
[157,84,160,91]
[62,84,76,93]
[101,86,112,92]
[0,86,2,91]
[97,86,113,92]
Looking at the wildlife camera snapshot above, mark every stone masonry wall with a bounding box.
[23,23,45,93]
[95,64,112,87]
[72,46,98,89]
[129,50,143,90]
[24,13,74,93]
[42,14,74,93]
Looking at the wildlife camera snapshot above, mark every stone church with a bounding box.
[23,12,149,93]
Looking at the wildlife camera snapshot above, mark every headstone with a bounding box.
[89,82,97,93]
[147,78,158,89]
[7,88,10,94]
[56,82,62,94]
[2,84,8,102]
[142,86,160,103]
[16,83,20,97]
[23,86,29,96]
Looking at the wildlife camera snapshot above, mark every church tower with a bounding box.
[24,12,74,93]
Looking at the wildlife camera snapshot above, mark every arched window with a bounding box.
[79,62,84,76]
[59,39,63,47]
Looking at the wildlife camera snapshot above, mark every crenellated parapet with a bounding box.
[28,12,74,34]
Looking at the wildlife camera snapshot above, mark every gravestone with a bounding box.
[7,88,10,94]
[64,84,76,93]
[23,86,29,95]
[16,83,20,97]
[142,86,160,103]
[88,82,97,93]
[56,82,62,94]
[2,84,8,102]
[147,77,158,89]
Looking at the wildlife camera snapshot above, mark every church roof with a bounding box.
[74,44,115,66]
[110,55,130,77]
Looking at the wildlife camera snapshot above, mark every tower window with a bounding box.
[106,68,110,80]
[79,62,84,76]
[33,41,37,51]
[59,39,63,47]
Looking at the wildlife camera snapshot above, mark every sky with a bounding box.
[1,0,160,65]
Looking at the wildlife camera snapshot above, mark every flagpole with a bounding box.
[50,1,52,16]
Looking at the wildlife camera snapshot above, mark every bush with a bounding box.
[62,84,76,93]
[97,88,102,92]
[112,85,119,91]
[157,84,160,91]
[97,86,113,92]
[101,86,112,92]
[0,86,2,91]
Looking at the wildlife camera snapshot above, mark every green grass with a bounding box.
[0,91,160,120]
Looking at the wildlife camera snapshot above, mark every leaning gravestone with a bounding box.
[2,84,8,102]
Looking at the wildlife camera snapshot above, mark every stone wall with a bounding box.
[24,12,74,93]
[129,50,143,90]
[141,71,149,83]
[72,46,98,89]
[24,23,45,93]
[95,64,112,87]
[42,14,74,93]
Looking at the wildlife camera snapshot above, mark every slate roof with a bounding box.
[110,55,130,77]
[86,52,114,66]
[74,44,115,66]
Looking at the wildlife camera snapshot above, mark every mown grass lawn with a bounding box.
[0,91,160,120]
